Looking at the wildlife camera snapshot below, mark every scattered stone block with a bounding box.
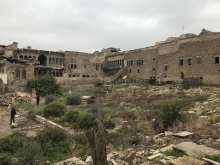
[160,144,175,152]
[165,131,173,137]
[173,131,193,138]
[169,156,206,165]
[202,157,220,165]
[147,153,163,160]
[174,142,220,158]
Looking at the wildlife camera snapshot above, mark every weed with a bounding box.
[163,150,186,158]
[15,103,36,111]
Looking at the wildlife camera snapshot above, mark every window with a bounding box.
[137,59,143,66]
[84,65,87,68]
[152,68,156,71]
[96,65,99,71]
[153,58,156,61]
[188,58,192,65]
[196,56,201,64]
[15,69,20,79]
[127,60,133,66]
[71,64,77,69]
[137,69,140,73]
[129,69,132,73]
[164,65,168,71]
[22,70,26,80]
[215,57,219,64]
[179,59,183,66]
[181,72,184,79]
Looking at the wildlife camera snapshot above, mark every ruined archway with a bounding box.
[38,55,47,66]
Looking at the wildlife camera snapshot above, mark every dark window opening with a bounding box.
[129,69,132,73]
[152,68,156,71]
[137,69,140,73]
[215,57,219,64]
[22,70,26,80]
[179,59,183,66]
[188,58,192,65]
[164,65,168,71]
[181,72,184,79]
[153,58,156,61]
[15,69,20,79]
[84,65,87,68]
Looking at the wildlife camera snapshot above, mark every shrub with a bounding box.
[0,132,26,154]
[36,127,70,157]
[15,139,43,165]
[88,106,98,114]
[0,153,12,165]
[66,94,81,105]
[62,110,79,123]
[158,99,185,124]
[45,95,56,104]
[104,119,115,129]
[77,112,96,129]
[43,102,67,117]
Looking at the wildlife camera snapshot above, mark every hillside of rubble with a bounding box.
[1,84,220,164]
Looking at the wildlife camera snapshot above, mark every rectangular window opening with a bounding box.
[179,59,183,66]
[188,58,192,65]
[215,57,219,64]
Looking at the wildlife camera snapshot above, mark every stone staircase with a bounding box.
[105,66,128,84]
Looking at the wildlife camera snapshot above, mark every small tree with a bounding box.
[27,74,61,105]
[43,102,67,117]
[66,93,81,105]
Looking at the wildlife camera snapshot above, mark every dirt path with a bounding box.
[0,105,44,137]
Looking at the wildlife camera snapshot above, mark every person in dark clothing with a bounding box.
[10,106,16,125]
[36,93,40,106]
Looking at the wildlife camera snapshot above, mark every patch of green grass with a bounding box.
[15,103,36,111]
[208,155,220,163]
[163,150,186,158]
[215,117,220,123]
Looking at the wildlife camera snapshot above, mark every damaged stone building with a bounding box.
[1,29,220,93]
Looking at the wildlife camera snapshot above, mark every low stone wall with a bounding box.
[34,115,74,135]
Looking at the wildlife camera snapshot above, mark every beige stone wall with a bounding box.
[157,36,220,85]
[123,49,158,82]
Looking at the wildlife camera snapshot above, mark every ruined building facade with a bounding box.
[1,29,220,93]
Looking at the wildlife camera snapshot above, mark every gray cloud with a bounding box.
[0,0,220,53]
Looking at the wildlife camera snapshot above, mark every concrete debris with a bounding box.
[202,157,220,165]
[173,131,194,138]
[174,142,220,158]
[169,156,206,165]
[147,153,163,160]
[56,157,87,165]
[160,144,175,152]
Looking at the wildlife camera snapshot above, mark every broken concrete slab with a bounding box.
[169,156,206,165]
[174,142,220,158]
[173,131,194,138]
[202,157,220,165]
[160,144,175,152]
[147,153,162,160]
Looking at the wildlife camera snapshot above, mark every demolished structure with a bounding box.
[1,29,220,93]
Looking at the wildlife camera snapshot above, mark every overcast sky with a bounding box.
[1,0,220,53]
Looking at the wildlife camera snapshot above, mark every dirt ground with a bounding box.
[0,105,43,137]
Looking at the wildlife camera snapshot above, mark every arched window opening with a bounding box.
[49,57,51,64]
[15,69,20,79]
[53,72,55,76]
[22,70,26,80]
[52,58,55,65]
[56,72,59,77]
[60,58,62,65]
[56,58,58,64]
[19,55,23,60]
[38,55,47,66]
[29,56,32,59]
[24,56,28,60]
[60,72,63,77]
